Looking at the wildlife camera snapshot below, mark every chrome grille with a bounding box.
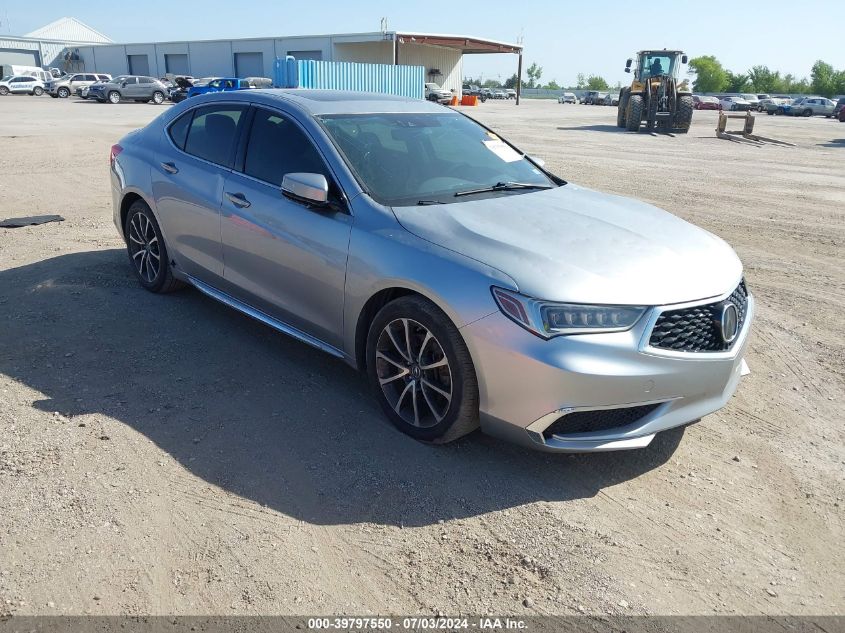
[649,280,748,352]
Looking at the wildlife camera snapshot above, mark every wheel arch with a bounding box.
[353,287,421,371]
[118,189,161,240]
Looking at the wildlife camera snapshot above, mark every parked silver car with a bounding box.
[110,90,753,452]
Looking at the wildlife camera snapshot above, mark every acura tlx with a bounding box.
[109,89,753,452]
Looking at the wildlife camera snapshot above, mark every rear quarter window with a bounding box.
[168,111,193,151]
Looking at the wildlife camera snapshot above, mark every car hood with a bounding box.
[392,184,742,306]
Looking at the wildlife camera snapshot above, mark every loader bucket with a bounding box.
[716,111,795,146]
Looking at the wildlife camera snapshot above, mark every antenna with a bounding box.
[516,28,524,46]
[380,17,388,33]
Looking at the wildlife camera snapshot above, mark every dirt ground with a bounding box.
[0,96,842,617]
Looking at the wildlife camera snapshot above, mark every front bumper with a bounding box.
[462,289,754,452]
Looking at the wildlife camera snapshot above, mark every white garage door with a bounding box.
[234,52,263,78]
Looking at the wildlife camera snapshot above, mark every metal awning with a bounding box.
[394,33,522,55]
[390,32,525,104]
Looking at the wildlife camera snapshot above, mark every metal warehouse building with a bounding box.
[3,17,523,98]
[1,17,112,72]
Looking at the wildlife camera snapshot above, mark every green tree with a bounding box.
[525,62,543,88]
[688,55,728,93]
[576,73,586,89]
[586,75,609,90]
[811,60,837,97]
[747,65,782,93]
[724,70,749,92]
[503,74,519,89]
[545,79,561,90]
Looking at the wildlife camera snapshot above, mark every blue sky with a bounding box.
[4,0,843,86]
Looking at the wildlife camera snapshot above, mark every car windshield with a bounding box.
[320,112,557,206]
[740,94,756,100]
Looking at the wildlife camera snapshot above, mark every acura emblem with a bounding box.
[720,302,739,343]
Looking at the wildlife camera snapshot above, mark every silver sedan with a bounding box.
[110,90,753,452]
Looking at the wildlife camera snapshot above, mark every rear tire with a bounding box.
[675,95,694,133]
[616,89,629,128]
[366,296,479,444]
[626,94,643,132]
[152,91,165,104]
[33,86,44,96]
[108,91,121,104]
[124,200,185,294]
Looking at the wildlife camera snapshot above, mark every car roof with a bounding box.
[191,89,445,115]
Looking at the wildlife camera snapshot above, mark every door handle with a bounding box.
[225,192,251,208]
[160,162,178,174]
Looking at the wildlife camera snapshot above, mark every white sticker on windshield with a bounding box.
[483,140,522,163]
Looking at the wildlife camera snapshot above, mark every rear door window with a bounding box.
[183,105,247,168]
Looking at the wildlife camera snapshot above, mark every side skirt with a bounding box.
[186,275,345,360]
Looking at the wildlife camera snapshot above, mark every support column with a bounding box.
[516,52,523,105]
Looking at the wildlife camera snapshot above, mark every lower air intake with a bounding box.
[543,403,662,440]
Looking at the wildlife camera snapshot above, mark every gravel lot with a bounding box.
[0,96,843,617]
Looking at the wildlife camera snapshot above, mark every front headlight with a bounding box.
[492,287,647,339]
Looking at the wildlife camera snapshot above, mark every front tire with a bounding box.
[626,94,643,131]
[675,95,694,133]
[124,200,184,293]
[57,87,70,98]
[152,91,165,104]
[366,296,479,444]
[0,86,8,96]
[108,91,121,104]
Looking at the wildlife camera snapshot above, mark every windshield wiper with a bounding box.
[453,182,553,198]
[417,200,444,205]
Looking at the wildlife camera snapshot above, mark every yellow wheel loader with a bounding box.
[617,50,694,134]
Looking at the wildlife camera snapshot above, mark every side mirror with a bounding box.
[282,173,329,205]
[624,67,631,73]
[625,58,633,69]
[121,81,127,87]
[682,55,688,64]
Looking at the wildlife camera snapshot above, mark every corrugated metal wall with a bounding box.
[397,42,462,95]
[275,58,424,99]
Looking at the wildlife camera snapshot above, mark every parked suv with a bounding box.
[0,75,44,96]
[46,72,111,98]
[583,90,608,105]
[786,97,836,117]
[88,75,168,104]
